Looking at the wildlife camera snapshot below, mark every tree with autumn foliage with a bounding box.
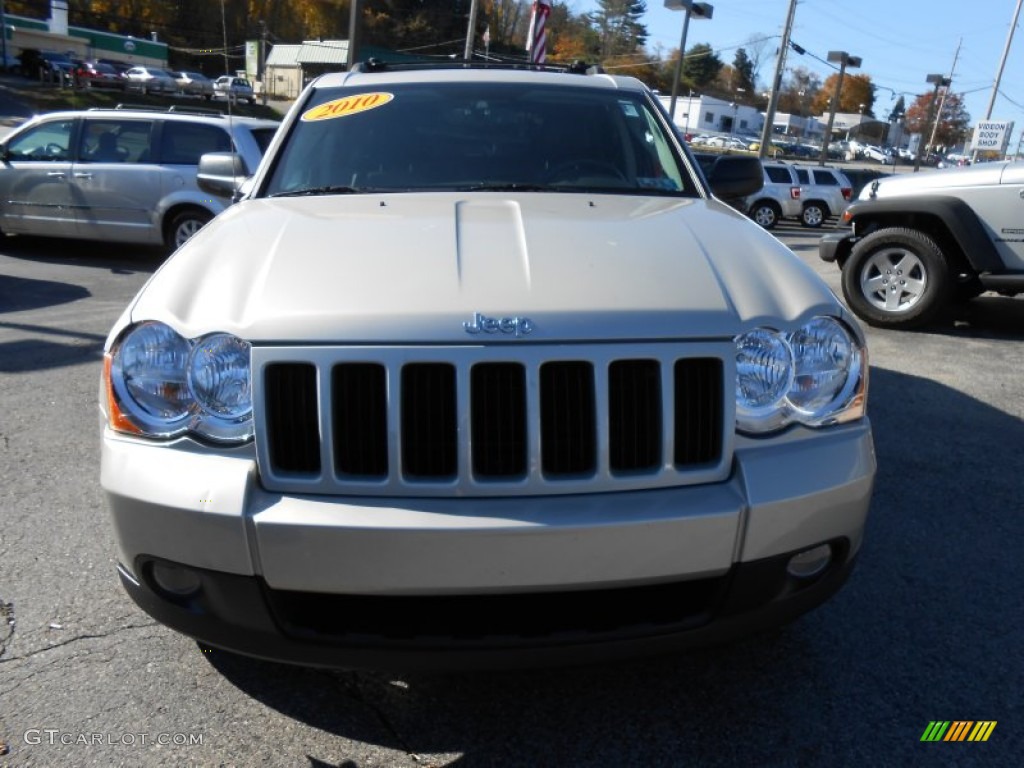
[810,72,875,117]
[776,67,822,116]
[904,88,970,148]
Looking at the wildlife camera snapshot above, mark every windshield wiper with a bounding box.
[456,183,557,192]
[269,185,362,198]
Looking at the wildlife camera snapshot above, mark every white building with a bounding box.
[659,95,763,138]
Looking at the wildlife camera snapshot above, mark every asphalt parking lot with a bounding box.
[0,218,1021,766]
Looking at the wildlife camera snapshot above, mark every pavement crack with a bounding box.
[0,600,14,661]
[0,619,158,664]
[329,671,426,764]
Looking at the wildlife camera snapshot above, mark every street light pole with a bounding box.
[346,0,361,69]
[914,74,951,172]
[817,50,861,166]
[665,1,713,124]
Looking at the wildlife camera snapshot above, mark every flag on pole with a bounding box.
[526,2,552,64]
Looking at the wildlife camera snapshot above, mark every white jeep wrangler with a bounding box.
[101,63,874,670]
[820,161,1024,328]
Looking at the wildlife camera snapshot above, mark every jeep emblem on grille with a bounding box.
[463,312,534,337]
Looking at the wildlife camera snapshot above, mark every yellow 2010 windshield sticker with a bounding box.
[301,92,394,122]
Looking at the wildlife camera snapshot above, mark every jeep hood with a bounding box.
[131,193,841,343]
[864,160,1016,199]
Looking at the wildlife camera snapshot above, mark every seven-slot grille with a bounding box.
[253,344,731,497]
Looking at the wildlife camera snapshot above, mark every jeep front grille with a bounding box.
[253,343,733,497]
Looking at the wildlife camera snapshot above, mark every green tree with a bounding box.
[731,48,755,96]
[680,42,721,92]
[590,0,648,59]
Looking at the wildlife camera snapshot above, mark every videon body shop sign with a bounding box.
[971,120,1014,153]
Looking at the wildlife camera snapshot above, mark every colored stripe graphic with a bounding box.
[944,721,972,741]
[921,722,949,741]
[920,721,996,742]
[968,722,997,742]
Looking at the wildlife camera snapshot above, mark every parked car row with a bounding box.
[10,49,254,102]
[732,159,854,229]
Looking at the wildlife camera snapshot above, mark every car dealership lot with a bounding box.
[0,230,1021,766]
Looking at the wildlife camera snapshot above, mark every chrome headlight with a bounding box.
[735,317,866,434]
[105,321,253,443]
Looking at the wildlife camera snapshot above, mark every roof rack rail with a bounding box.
[167,105,226,117]
[84,104,229,118]
[352,58,603,75]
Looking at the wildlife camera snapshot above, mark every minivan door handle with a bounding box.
[73,172,93,179]
[46,171,67,178]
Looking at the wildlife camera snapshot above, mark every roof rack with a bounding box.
[84,104,228,118]
[352,58,603,76]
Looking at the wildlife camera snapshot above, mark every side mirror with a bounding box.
[197,152,249,199]
[706,155,763,200]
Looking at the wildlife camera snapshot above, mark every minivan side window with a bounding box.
[79,119,155,163]
[160,122,231,165]
[5,120,73,161]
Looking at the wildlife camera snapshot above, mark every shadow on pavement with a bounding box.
[196,366,1023,766]
[0,273,90,314]
[0,234,165,272]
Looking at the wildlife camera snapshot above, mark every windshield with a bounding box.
[262,82,696,197]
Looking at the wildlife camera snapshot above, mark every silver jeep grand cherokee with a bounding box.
[100,63,875,670]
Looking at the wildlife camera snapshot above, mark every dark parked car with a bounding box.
[97,58,132,76]
[37,50,76,84]
[74,60,125,90]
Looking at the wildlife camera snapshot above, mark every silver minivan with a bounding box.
[0,107,279,249]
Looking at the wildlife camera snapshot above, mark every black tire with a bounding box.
[841,227,952,329]
[801,201,828,228]
[165,208,213,252]
[749,199,781,229]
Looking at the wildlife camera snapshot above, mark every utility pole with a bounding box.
[927,37,961,154]
[0,0,7,75]
[464,0,480,61]
[973,0,1023,162]
[758,0,797,158]
[915,74,951,172]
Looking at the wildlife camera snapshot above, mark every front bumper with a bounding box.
[120,539,858,671]
[102,422,874,669]
[819,231,856,264]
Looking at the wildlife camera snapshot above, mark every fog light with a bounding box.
[787,544,832,579]
[149,561,202,597]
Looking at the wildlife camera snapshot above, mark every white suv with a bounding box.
[741,161,802,228]
[101,64,874,670]
[0,107,279,249]
[792,165,853,228]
